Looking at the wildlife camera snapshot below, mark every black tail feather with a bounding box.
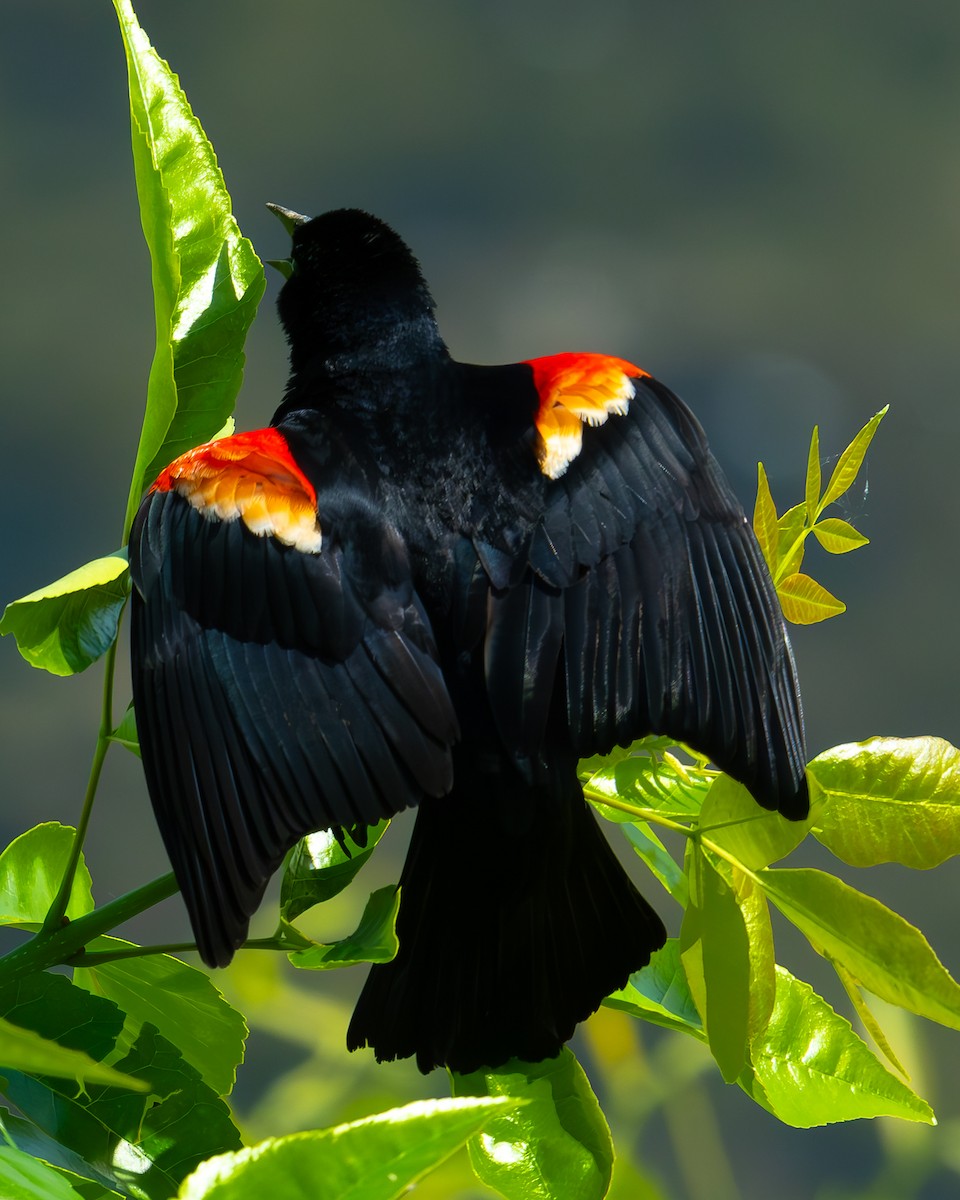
[347,765,666,1073]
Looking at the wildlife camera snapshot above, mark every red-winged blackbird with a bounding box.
[130,207,807,1074]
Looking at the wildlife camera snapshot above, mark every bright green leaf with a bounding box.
[774,502,807,581]
[621,823,688,906]
[107,705,140,758]
[452,1048,613,1200]
[757,867,960,1031]
[804,425,821,520]
[605,940,704,1039]
[288,886,400,969]
[731,869,776,1042]
[0,556,129,677]
[0,824,94,929]
[831,957,909,1078]
[752,462,779,574]
[809,736,960,869]
[700,773,811,870]
[0,1108,122,1199]
[179,1097,516,1200]
[588,749,713,820]
[73,938,246,1097]
[280,822,389,923]
[740,967,933,1127]
[111,0,265,518]
[777,572,845,624]
[813,517,869,554]
[0,1017,146,1091]
[0,1145,83,1200]
[820,406,888,511]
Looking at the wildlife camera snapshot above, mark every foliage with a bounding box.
[0,2,957,1197]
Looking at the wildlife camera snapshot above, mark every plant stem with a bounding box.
[42,639,120,935]
[0,871,179,983]
[584,791,695,838]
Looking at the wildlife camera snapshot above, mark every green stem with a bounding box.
[584,790,696,838]
[42,639,120,934]
[0,871,179,983]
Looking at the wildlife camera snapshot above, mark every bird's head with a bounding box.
[269,206,445,380]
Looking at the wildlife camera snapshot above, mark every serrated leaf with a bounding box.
[73,938,246,1097]
[739,967,933,1126]
[820,406,888,510]
[0,1145,83,1200]
[0,556,130,677]
[179,1097,516,1200]
[287,886,399,969]
[752,462,779,574]
[810,736,960,869]
[452,1048,613,1200]
[756,867,960,1031]
[804,425,821,520]
[107,705,140,758]
[813,517,869,554]
[777,572,845,624]
[280,822,389,923]
[605,940,704,1038]
[111,0,265,514]
[0,824,94,929]
[0,1017,146,1092]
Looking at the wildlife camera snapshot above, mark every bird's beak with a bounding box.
[265,203,309,278]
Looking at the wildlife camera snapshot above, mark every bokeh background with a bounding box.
[3,3,960,1197]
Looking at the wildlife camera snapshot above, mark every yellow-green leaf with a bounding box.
[820,406,888,510]
[813,517,870,554]
[804,425,821,520]
[752,462,779,574]
[777,572,845,624]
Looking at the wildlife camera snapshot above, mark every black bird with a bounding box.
[129,206,807,1073]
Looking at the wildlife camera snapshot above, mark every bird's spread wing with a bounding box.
[130,429,458,965]
[474,353,807,818]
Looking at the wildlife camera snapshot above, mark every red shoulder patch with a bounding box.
[525,353,647,479]
[153,428,323,553]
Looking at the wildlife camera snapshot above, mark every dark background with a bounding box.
[2,3,960,1197]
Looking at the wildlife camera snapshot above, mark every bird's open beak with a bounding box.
[265,203,309,278]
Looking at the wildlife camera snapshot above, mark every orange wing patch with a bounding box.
[153,428,323,553]
[525,353,647,479]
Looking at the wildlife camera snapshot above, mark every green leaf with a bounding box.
[452,1048,613,1200]
[0,556,130,677]
[0,1145,84,1200]
[621,823,688,906]
[280,822,389,923]
[809,736,960,869]
[111,0,265,515]
[700,773,811,870]
[756,867,960,1031]
[179,1097,517,1200]
[774,502,807,581]
[739,967,934,1127]
[287,886,400,969]
[0,824,94,929]
[605,939,704,1038]
[813,517,869,554]
[777,572,845,624]
[731,869,776,1042]
[587,749,713,820]
[804,425,821,520]
[680,852,750,1082]
[107,705,140,758]
[73,938,246,1097]
[831,957,909,1078]
[820,406,888,510]
[0,1108,122,1199]
[752,462,779,574]
[0,1017,146,1091]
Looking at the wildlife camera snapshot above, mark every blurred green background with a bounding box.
[3,2,960,1196]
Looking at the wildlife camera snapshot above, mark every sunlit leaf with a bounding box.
[757,867,960,1030]
[452,1048,613,1200]
[605,940,704,1039]
[0,1017,145,1091]
[0,824,94,929]
[179,1097,516,1200]
[732,869,776,1042]
[777,572,845,624]
[804,425,821,520]
[752,462,779,574]
[621,823,688,906]
[809,736,960,869]
[699,773,811,870]
[0,1109,122,1199]
[287,886,400,969]
[820,406,888,510]
[0,1145,82,1200]
[739,967,933,1127]
[774,502,807,581]
[73,938,246,1097]
[280,822,389,923]
[111,0,265,520]
[831,957,909,1078]
[0,556,129,677]
[813,517,869,554]
[107,705,140,758]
